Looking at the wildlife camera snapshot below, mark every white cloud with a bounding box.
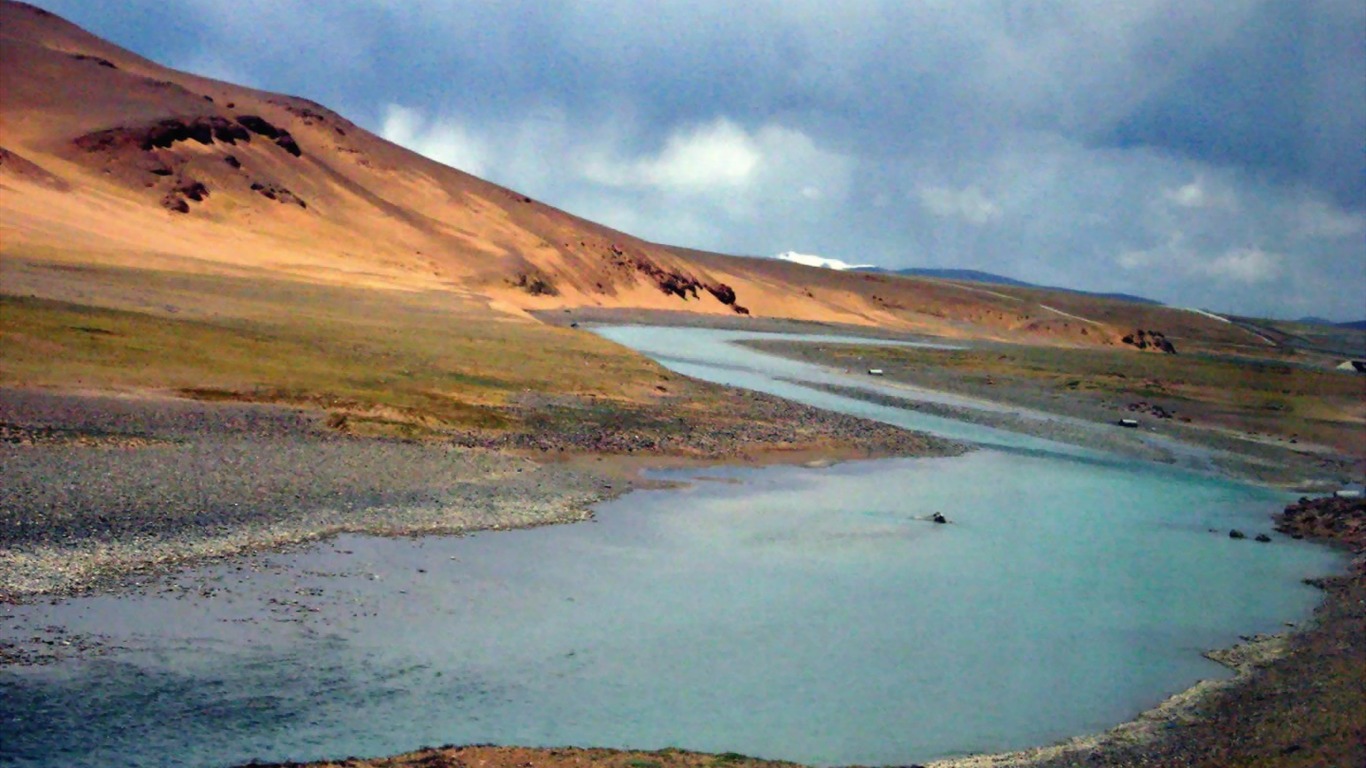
[1193,247,1282,283]
[581,118,759,190]
[1162,178,1237,211]
[1118,239,1280,284]
[372,106,852,250]
[1293,197,1365,239]
[379,104,489,176]
[643,120,761,189]
[915,185,1002,224]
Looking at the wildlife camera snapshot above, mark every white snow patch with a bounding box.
[773,251,874,271]
[1183,307,1231,323]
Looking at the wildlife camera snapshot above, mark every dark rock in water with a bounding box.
[1255,533,1272,543]
[931,512,948,524]
[1229,529,1246,539]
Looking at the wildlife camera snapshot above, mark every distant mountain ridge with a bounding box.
[861,266,1164,306]
[1297,316,1366,330]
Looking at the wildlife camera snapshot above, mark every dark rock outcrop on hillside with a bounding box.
[1122,328,1177,353]
[69,53,116,69]
[160,193,189,214]
[160,177,208,213]
[234,115,282,139]
[272,133,302,157]
[629,254,700,299]
[512,272,557,296]
[74,115,299,157]
[705,282,737,306]
[605,245,746,314]
[249,181,306,208]
[234,115,303,156]
[174,179,208,202]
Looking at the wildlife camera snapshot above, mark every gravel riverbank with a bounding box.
[0,390,620,600]
[746,338,1363,490]
[0,384,956,601]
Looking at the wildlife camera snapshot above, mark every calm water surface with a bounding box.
[0,326,1343,767]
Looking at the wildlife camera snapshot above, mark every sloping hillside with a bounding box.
[0,0,1266,353]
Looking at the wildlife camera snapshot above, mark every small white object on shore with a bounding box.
[867,368,884,376]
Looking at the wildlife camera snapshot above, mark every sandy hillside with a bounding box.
[0,0,1270,352]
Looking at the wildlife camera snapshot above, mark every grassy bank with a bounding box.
[1,256,678,437]
[745,340,1365,465]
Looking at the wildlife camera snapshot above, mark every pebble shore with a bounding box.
[0,386,956,601]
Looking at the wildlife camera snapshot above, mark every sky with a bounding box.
[29,0,1366,320]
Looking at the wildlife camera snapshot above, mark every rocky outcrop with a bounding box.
[234,115,303,157]
[628,253,701,299]
[1276,495,1366,552]
[604,245,746,313]
[160,177,209,213]
[75,115,299,157]
[1122,329,1177,353]
[512,272,557,296]
[249,181,306,208]
[174,179,208,202]
[705,282,737,306]
[69,53,116,69]
[160,193,189,214]
[234,115,282,139]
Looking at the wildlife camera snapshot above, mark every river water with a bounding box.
[0,327,1343,767]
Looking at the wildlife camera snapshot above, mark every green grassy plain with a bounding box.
[0,256,674,435]
[752,341,1366,453]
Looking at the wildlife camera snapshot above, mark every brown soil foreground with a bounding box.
[241,746,802,768]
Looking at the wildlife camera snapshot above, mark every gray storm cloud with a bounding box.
[29,0,1366,320]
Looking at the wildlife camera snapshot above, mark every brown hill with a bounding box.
[0,0,1267,351]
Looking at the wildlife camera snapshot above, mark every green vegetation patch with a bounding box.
[747,339,1365,451]
[0,271,671,432]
